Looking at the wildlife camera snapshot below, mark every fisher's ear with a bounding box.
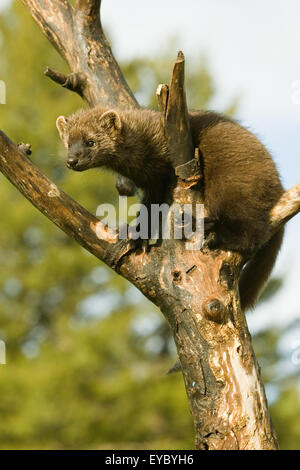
[56,116,69,148]
[100,110,122,136]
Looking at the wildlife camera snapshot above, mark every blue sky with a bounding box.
[99,0,300,187]
[0,0,299,336]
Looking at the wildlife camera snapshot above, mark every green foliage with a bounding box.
[270,384,300,450]
[0,0,298,451]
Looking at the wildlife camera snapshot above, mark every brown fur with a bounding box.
[56,106,285,310]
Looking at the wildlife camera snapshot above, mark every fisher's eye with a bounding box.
[86,140,95,147]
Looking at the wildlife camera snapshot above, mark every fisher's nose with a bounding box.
[67,156,79,168]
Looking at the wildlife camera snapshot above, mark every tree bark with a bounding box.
[1,0,297,449]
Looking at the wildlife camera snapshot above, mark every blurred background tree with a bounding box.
[0,0,299,450]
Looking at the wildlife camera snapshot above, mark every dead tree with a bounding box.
[0,0,298,449]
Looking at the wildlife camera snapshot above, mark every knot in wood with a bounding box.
[203,297,226,323]
[172,269,182,284]
[175,157,202,188]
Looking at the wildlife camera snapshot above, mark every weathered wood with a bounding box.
[0,122,292,449]
[164,51,194,167]
[156,83,169,113]
[146,248,279,450]
[270,182,300,231]
[0,131,133,268]
[44,67,86,97]
[175,158,202,186]
[22,0,138,109]
[154,56,279,450]
[22,0,139,197]
[75,0,101,19]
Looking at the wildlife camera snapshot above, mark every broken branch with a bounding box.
[22,0,138,108]
[270,182,300,231]
[0,131,133,268]
[75,0,101,19]
[44,67,86,96]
